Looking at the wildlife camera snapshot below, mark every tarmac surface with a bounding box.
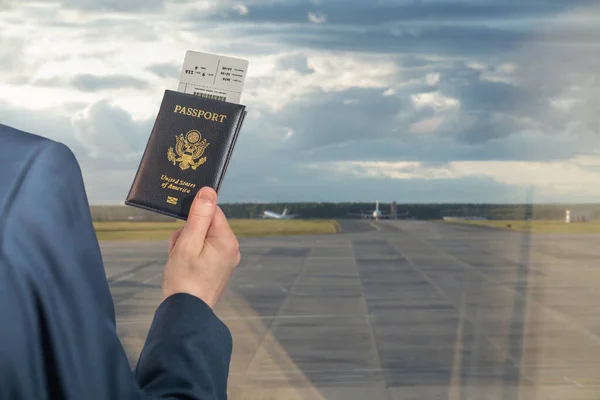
[101,220,600,400]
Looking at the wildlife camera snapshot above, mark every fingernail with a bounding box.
[197,187,216,205]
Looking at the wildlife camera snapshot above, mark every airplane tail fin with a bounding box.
[376,201,379,211]
[282,208,288,216]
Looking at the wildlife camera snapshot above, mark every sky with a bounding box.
[1,0,600,204]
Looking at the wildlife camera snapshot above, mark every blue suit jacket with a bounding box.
[0,123,232,399]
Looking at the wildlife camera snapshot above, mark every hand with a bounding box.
[161,187,240,309]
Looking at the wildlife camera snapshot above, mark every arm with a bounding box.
[135,294,232,399]
[1,139,232,399]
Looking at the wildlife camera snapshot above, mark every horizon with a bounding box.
[89,201,600,206]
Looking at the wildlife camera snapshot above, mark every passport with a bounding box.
[125,90,246,220]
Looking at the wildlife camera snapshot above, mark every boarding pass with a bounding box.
[177,50,249,104]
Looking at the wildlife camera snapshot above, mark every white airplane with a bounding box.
[263,207,299,219]
[348,201,393,221]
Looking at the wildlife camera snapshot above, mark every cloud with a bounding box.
[71,99,152,160]
[308,11,327,24]
[60,0,169,12]
[0,35,26,80]
[236,33,600,165]
[306,156,600,201]
[6,0,203,13]
[33,74,151,91]
[245,51,400,112]
[2,0,600,204]
[549,97,583,112]
[233,4,248,15]
[216,1,586,25]
[411,91,460,112]
[79,169,137,204]
[0,101,85,154]
[409,117,443,134]
[219,151,537,203]
[146,63,180,79]
[425,73,440,86]
[70,74,149,91]
[225,23,529,58]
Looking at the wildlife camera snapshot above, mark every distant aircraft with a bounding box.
[263,207,299,219]
[348,201,394,221]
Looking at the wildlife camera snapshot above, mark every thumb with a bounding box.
[177,187,217,250]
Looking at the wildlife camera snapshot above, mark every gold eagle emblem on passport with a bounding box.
[167,130,209,171]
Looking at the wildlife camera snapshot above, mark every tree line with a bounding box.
[90,202,600,222]
[219,202,600,220]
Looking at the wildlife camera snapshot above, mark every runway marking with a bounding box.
[117,313,374,325]
[350,240,393,400]
[242,247,310,377]
[387,239,524,379]
[227,313,373,321]
[420,237,600,348]
[113,273,133,283]
[303,256,354,259]
[392,224,600,386]
[107,261,157,284]
[143,272,163,284]
[369,222,381,231]
[229,367,389,376]
[564,377,584,387]
[230,366,555,377]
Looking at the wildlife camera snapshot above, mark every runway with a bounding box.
[101,220,600,400]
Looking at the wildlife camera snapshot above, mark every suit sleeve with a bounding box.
[135,294,233,399]
[3,140,232,400]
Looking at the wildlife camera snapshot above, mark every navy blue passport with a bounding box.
[125,90,246,220]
